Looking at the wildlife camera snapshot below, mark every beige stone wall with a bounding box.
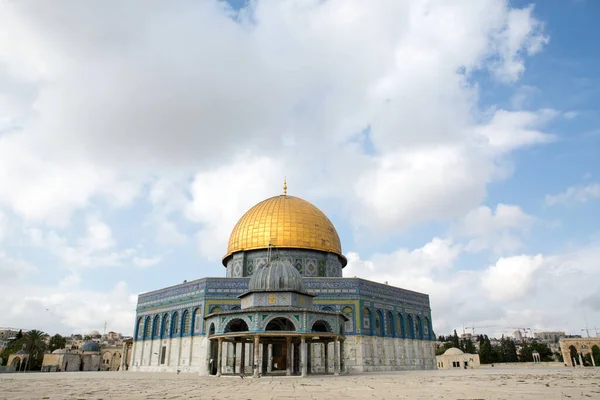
[130,336,436,375]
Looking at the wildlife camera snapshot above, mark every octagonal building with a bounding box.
[131,187,436,375]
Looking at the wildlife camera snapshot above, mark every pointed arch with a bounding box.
[162,313,170,338]
[182,310,191,334]
[397,313,405,338]
[385,311,394,337]
[152,315,160,338]
[192,308,202,334]
[363,307,373,335]
[136,317,144,340]
[375,310,383,336]
[407,315,415,339]
[415,316,423,340]
[144,316,152,339]
[224,318,249,333]
[172,312,180,336]
[312,320,332,333]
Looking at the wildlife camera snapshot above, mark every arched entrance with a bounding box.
[265,317,295,331]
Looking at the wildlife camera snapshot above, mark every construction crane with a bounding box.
[508,327,532,339]
[464,325,501,335]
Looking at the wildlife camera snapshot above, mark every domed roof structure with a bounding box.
[223,193,345,266]
[87,330,101,336]
[16,349,27,355]
[81,341,100,352]
[443,347,464,356]
[248,258,306,293]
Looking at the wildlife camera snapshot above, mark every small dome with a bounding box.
[16,350,27,355]
[52,349,67,354]
[248,258,306,293]
[81,341,100,352]
[87,330,101,336]
[444,347,464,356]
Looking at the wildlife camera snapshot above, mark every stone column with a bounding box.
[120,342,127,371]
[240,342,246,375]
[324,341,329,374]
[579,352,585,368]
[267,344,273,373]
[253,337,260,378]
[340,340,345,374]
[232,342,237,374]
[216,338,223,377]
[334,338,340,375]
[286,337,292,376]
[301,337,307,377]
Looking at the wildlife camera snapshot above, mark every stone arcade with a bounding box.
[131,187,437,375]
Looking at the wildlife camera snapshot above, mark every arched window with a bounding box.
[224,319,249,333]
[415,316,422,340]
[162,314,170,337]
[385,311,394,337]
[193,309,202,334]
[172,312,180,336]
[265,317,295,331]
[374,310,383,336]
[210,306,222,314]
[152,315,160,338]
[144,317,152,339]
[396,313,405,338]
[136,317,144,340]
[322,306,334,312]
[363,307,372,334]
[182,310,191,334]
[208,323,215,336]
[423,317,430,340]
[407,315,415,339]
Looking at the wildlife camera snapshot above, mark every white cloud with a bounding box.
[456,203,534,253]
[186,153,284,260]
[475,109,557,152]
[28,217,158,269]
[489,5,549,82]
[0,1,560,335]
[482,254,544,301]
[133,256,161,268]
[2,279,136,336]
[545,183,600,206]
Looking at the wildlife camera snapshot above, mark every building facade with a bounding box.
[131,191,437,375]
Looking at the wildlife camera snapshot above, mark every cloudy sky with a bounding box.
[1,0,599,338]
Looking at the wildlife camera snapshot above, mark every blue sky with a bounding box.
[0,0,599,337]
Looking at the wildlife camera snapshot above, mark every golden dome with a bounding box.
[223,194,345,265]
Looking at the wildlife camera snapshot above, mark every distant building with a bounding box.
[436,348,480,369]
[513,330,523,341]
[534,331,565,343]
[0,329,20,341]
[41,340,133,372]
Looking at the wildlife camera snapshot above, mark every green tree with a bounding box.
[519,340,553,362]
[464,338,476,354]
[22,330,49,370]
[48,334,66,352]
[451,330,460,349]
[478,335,493,364]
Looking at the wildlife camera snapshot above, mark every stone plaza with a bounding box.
[1,368,600,399]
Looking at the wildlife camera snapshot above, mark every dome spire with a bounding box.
[283,177,287,196]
